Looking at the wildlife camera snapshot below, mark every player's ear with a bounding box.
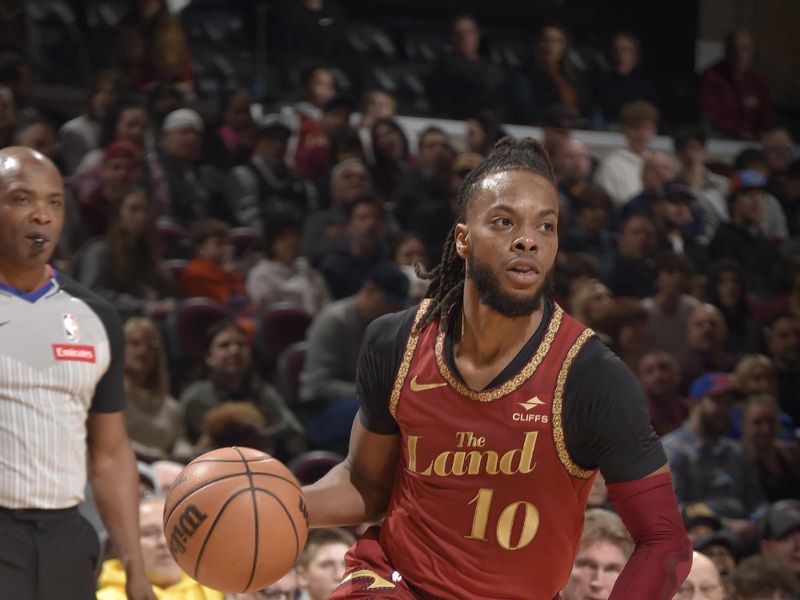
[455,223,469,260]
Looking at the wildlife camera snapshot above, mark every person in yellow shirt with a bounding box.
[97,495,223,600]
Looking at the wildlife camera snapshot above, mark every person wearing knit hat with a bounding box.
[161,107,203,133]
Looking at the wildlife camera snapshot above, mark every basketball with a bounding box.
[163,447,309,593]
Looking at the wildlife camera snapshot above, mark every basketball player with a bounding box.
[303,138,692,599]
[0,147,156,600]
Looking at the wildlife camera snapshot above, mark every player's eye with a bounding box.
[492,217,513,228]
[539,222,556,232]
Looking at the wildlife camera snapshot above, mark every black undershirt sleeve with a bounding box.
[562,337,666,483]
[356,306,418,435]
[57,274,126,413]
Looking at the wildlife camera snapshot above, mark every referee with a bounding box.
[0,147,156,600]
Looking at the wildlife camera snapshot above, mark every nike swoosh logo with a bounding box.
[339,569,397,590]
[409,375,447,392]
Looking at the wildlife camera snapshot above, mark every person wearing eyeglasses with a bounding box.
[674,552,723,600]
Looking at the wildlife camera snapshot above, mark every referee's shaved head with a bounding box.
[0,146,60,181]
[0,145,65,277]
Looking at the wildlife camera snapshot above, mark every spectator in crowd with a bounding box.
[356,89,397,163]
[146,82,186,141]
[560,509,634,600]
[594,100,659,208]
[302,158,370,262]
[734,554,800,600]
[97,495,222,599]
[638,351,690,437]
[0,52,29,109]
[540,104,577,159]
[225,569,298,600]
[432,14,507,118]
[158,108,225,226]
[67,141,139,247]
[563,184,615,261]
[299,262,409,450]
[682,502,726,543]
[295,95,357,183]
[393,126,453,230]
[318,196,387,299]
[701,28,772,139]
[651,184,709,273]
[178,219,249,314]
[662,372,764,536]
[76,185,176,322]
[740,394,800,501]
[74,98,151,175]
[594,31,658,128]
[202,88,256,171]
[735,354,779,397]
[179,320,303,455]
[693,529,740,600]
[246,208,331,313]
[709,171,782,298]
[759,503,800,578]
[58,70,123,174]
[286,66,336,163]
[569,278,615,343]
[113,0,194,95]
[0,84,15,148]
[273,0,348,58]
[780,160,800,238]
[673,125,731,241]
[622,151,675,220]
[732,151,790,243]
[643,252,698,362]
[14,111,57,163]
[766,313,800,424]
[392,231,430,300]
[681,304,736,389]
[296,528,355,600]
[465,109,507,157]
[522,24,590,122]
[227,114,316,234]
[553,138,594,206]
[369,117,410,201]
[602,212,658,298]
[762,127,796,201]
[706,260,763,356]
[198,401,273,454]
[123,317,183,459]
[673,552,723,600]
[602,298,651,370]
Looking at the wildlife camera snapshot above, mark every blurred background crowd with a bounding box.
[4,0,800,598]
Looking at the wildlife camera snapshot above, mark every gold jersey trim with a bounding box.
[552,328,596,479]
[389,299,432,419]
[432,304,564,403]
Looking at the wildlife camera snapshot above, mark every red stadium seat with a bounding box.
[170,298,230,362]
[162,259,189,282]
[156,220,192,260]
[228,227,264,259]
[255,303,313,373]
[275,341,308,407]
[287,450,344,485]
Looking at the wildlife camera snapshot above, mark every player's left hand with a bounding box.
[125,570,158,600]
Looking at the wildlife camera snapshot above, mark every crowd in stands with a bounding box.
[4,0,800,597]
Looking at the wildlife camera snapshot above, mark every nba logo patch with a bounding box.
[63,313,79,342]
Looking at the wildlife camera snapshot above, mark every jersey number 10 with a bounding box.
[466,488,540,550]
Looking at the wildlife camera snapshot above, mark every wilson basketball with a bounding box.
[163,447,309,593]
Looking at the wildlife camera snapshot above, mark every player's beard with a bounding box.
[466,249,552,318]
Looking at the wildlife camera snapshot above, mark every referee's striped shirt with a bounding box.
[0,271,125,509]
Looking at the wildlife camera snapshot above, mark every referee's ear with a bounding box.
[455,223,469,259]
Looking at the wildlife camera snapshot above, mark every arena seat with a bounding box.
[287,450,344,485]
[229,227,264,259]
[255,303,313,374]
[275,341,309,407]
[346,22,397,61]
[169,298,230,363]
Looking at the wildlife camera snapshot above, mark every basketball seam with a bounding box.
[189,457,274,464]
[234,447,260,593]
[164,472,300,525]
[193,487,253,581]
[254,487,302,562]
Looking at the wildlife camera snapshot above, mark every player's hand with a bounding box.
[125,569,158,600]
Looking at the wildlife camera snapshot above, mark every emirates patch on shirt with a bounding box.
[51,344,96,363]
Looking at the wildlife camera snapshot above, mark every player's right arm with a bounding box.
[302,307,415,528]
[303,419,400,527]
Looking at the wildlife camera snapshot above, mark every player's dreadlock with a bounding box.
[415,137,556,332]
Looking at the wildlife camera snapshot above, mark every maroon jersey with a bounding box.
[379,299,596,599]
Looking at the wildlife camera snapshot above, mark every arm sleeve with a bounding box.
[57,274,126,413]
[607,473,693,600]
[356,307,417,435]
[563,338,667,483]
